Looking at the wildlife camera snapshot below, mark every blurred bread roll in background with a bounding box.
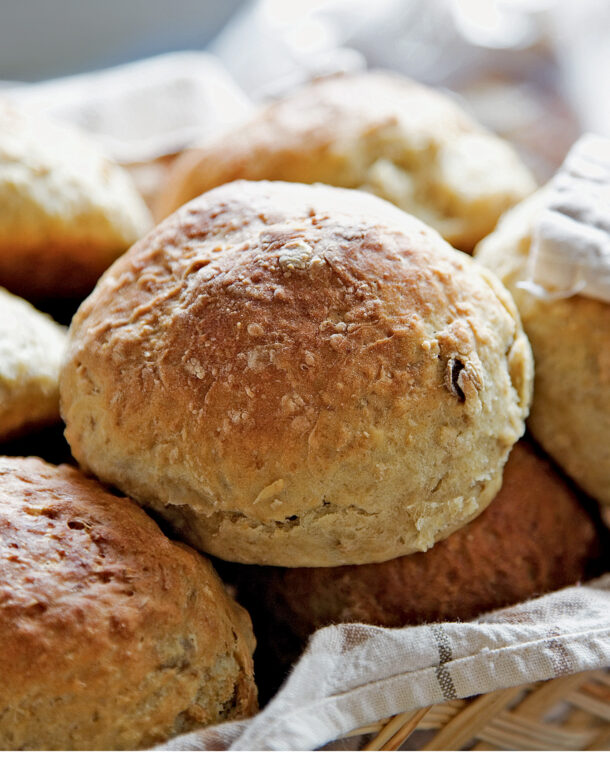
[0,457,257,750]
[0,287,66,441]
[155,71,536,252]
[0,101,152,300]
[61,180,533,567]
[475,190,610,505]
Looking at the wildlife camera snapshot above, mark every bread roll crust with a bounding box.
[475,190,610,504]
[0,287,66,440]
[0,457,257,750]
[0,101,152,299]
[155,71,536,251]
[62,180,533,566]
[230,442,600,641]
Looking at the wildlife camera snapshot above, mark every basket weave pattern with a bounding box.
[340,670,610,751]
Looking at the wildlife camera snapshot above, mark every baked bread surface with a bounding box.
[230,441,600,640]
[0,101,152,299]
[0,287,66,440]
[155,71,536,251]
[0,457,257,750]
[61,180,533,566]
[475,190,610,504]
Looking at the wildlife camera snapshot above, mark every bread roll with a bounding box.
[0,101,152,299]
[61,180,532,566]
[155,71,536,252]
[0,287,66,440]
[0,457,257,750]
[227,442,600,688]
[475,190,610,504]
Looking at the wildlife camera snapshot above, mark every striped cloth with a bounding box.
[158,574,610,751]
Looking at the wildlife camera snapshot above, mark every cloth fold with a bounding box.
[158,574,610,751]
[1,51,253,163]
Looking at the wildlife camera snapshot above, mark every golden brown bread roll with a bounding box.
[475,190,610,504]
[61,180,533,567]
[0,101,152,300]
[0,287,66,441]
[0,457,257,750]
[228,441,600,650]
[155,71,536,251]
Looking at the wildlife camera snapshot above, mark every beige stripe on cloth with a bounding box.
[158,574,610,751]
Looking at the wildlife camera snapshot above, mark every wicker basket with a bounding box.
[337,670,610,751]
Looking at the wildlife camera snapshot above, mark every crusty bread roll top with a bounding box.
[61,180,533,567]
[0,457,257,751]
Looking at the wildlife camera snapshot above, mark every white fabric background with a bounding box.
[2,0,609,166]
